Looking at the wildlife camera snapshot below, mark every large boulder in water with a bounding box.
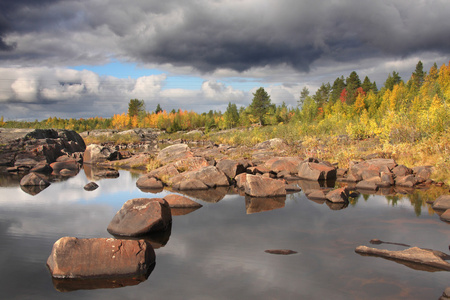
[244,174,286,197]
[432,195,450,211]
[107,198,172,237]
[46,237,155,279]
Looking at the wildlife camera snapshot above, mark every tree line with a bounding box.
[1,60,449,142]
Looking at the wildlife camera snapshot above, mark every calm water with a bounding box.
[0,169,449,299]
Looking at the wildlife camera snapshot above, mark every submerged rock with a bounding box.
[355,246,450,271]
[265,249,298,255]
[46,237,155,280]
[107,198,172,237]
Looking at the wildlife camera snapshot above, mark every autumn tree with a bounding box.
[249,87,272,125]
[330,76,346,104]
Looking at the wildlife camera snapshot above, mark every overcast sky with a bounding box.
[0,0,449,120]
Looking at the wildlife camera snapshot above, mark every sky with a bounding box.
[0,0,449,120]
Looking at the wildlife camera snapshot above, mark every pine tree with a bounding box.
[249,87,272,125]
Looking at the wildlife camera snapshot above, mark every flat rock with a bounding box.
[136,175,164,191]
[107,198,172,237]
[163,194,203,208]
[172,179,209,190]
[244,174,286,197]
[170,166,229,188]
[356,177,381,190]
[355,246,450,271]
[46,237,155,279]
[157,144,193,165]
[432,195,450,210]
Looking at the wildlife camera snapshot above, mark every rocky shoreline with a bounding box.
[1,128,450,290]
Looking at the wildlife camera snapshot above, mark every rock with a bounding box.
[19,172,50,187]
[433,195,450,210]
[305,189,328,201]
[244,174,286,197]
[265,157,303,174]
[84,182,99,191]
[235,173,248,189]
[83,144,118,165]
[326,187,349,203]
[170,166,229,188]
[348,158,397,181]
[441,287,450,299]
[107,198,172,237]
[148,164,180,182]
[413,165,433,180]
[392,165,413,177]
[380,171,394,187]
[356,177,381,190]
[95,169,120,178]
[297,162,336,181]
[395,174,423,187]
[355,246,450,271]
[247,165,270,175]
[50,160,80,175]
[14,157,41,169]
[216,159,246,180]
[46,237,155,279]
[172,179,209,191]
[172,156,209,172]
[285,183,301,192]
[136,175,164,191]
[30,161,53,173]
[163,194,203,208]
[264,249,297,255]
[157,144,193,165]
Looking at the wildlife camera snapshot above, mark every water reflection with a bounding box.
[245,196,286,214]
[0,170,449,299]
[51,273,152,292]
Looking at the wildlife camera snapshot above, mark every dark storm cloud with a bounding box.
[0,0,449,72]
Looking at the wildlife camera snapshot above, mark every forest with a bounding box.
[1,60,448,143]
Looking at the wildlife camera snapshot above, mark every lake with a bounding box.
[0,169,449,299]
